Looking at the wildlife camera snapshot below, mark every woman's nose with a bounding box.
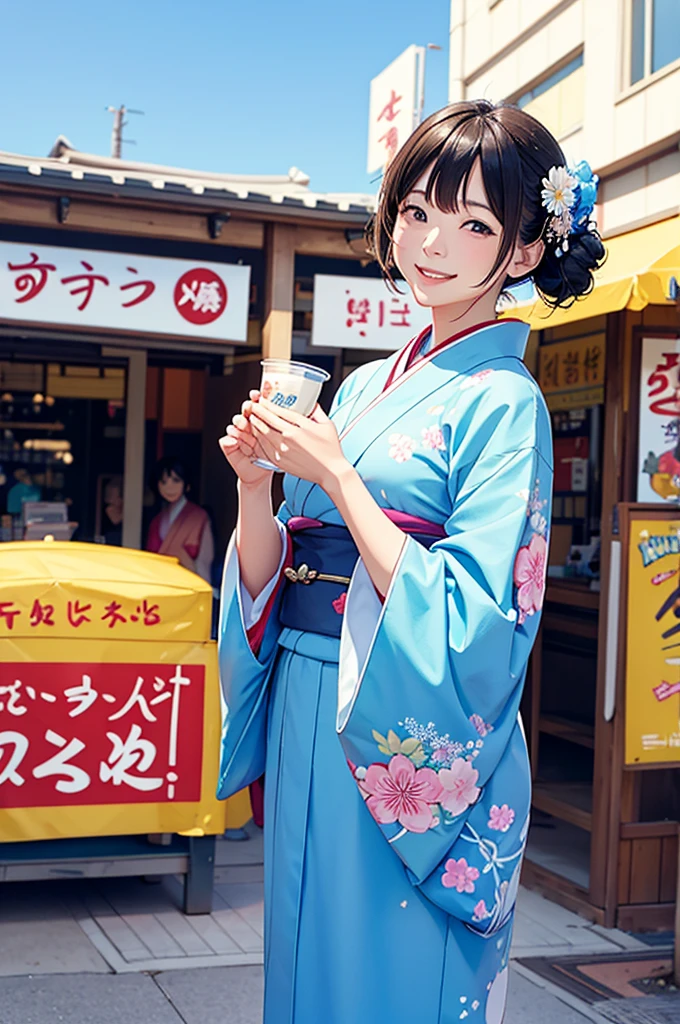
[422,226,446,258]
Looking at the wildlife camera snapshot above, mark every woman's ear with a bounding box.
[508,237,545,278]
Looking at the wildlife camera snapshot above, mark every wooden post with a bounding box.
[262,223,296,361]
[121,348,147,550]
[590,310,624,919]
[102,346,147,550]
[675,824,680,985]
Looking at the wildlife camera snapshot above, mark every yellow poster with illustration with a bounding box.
[625,517,680,765]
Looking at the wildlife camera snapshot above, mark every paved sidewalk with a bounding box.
[0,823,643,977]
[0,822,649,1022]
[0,963,610,1024]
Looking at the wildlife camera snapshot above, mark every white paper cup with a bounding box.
[253,359,331,471]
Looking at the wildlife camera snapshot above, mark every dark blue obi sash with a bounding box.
[279,516,445,639]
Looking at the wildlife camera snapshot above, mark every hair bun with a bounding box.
[533,228,605,308]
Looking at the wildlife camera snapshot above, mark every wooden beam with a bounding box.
[621,820,679,839]
[617,902,675,932]
[262,223,296,360]
[294,224,371,260]
[0,192,264,249]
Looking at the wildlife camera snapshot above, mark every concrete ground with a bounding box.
[0,824,652,1023]
[0,964,613,1024]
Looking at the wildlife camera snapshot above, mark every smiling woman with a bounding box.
[372,100,605,332]
[217,99,605,1024]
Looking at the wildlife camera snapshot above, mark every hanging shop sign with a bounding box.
[625,514,680,766]
[637,335,680,503]
[311,274,431,351]
[0,241,251,343]
[367,45,421,173]
[537,333,605,410]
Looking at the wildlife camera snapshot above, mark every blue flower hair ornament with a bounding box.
[541,160,599,256]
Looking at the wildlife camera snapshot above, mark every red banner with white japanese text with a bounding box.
[0,663,204,809]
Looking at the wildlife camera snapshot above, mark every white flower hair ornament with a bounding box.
[541,161,599,256]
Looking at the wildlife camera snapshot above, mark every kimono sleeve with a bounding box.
[337,401,552,933]
[216,524,290,799]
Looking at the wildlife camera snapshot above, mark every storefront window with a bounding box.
[0,358,126,544]
[651,0,680,72]
[515,53,584,139]
[629,0,680,85]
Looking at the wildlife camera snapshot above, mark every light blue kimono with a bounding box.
[218,319,553,1024]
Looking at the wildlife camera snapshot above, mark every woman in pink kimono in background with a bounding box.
[147,457,214,583]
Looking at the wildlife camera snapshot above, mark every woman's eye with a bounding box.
[464,219,493,236]
[400,204,427,223]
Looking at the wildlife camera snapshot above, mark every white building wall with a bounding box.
[449,0,680,236]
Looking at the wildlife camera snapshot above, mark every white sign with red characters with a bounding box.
[311,274,430,351]
[367,46,420,173]
[0,242,251,342]
[638,336,680,502]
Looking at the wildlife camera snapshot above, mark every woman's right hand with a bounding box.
[219,393,273,487]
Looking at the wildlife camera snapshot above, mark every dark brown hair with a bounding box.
[369,99,605,307]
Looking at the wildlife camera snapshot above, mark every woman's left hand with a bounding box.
[249,399,350,491]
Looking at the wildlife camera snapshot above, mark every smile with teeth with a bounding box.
[416,265,457,281]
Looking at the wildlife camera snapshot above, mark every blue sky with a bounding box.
[0,1,450,196]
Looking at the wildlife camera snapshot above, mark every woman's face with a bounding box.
[158,470,185,504]
[392,159,506,310]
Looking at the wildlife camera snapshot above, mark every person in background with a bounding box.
[7,465,41,515]
[146,457,214,583]
[102,475,124,546]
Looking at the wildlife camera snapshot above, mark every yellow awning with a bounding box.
[507,214,680,330]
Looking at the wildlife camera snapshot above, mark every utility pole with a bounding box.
[106,104,144,159]
[415,44,442,125]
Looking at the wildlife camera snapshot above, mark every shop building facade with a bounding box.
[0,141,384,568]
[449,0,680,928]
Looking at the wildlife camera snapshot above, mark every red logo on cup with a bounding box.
[174,268,227,326]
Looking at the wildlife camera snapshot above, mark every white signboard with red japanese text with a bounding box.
[311,274,430,351]
[0,241,251,343]
[637,336,680,503]
[367,45,420,173]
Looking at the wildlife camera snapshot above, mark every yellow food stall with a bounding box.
[0,541,249,913]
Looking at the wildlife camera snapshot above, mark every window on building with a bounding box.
[629,0,680,85]
[515,53,584,140]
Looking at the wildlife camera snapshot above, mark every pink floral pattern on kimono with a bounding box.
[421,425,445,451]
[362,754,442,833]
[388,433,417,463]
[442,857,480,892]
[473,899,491,922]
[488,804,515,832]
[460,368,495,390]
[470,713,493,738]
[437,759,480,816]
[513,532,547,625]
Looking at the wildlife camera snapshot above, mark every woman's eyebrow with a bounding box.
[462,199,493,214]
[404,190,495,215]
